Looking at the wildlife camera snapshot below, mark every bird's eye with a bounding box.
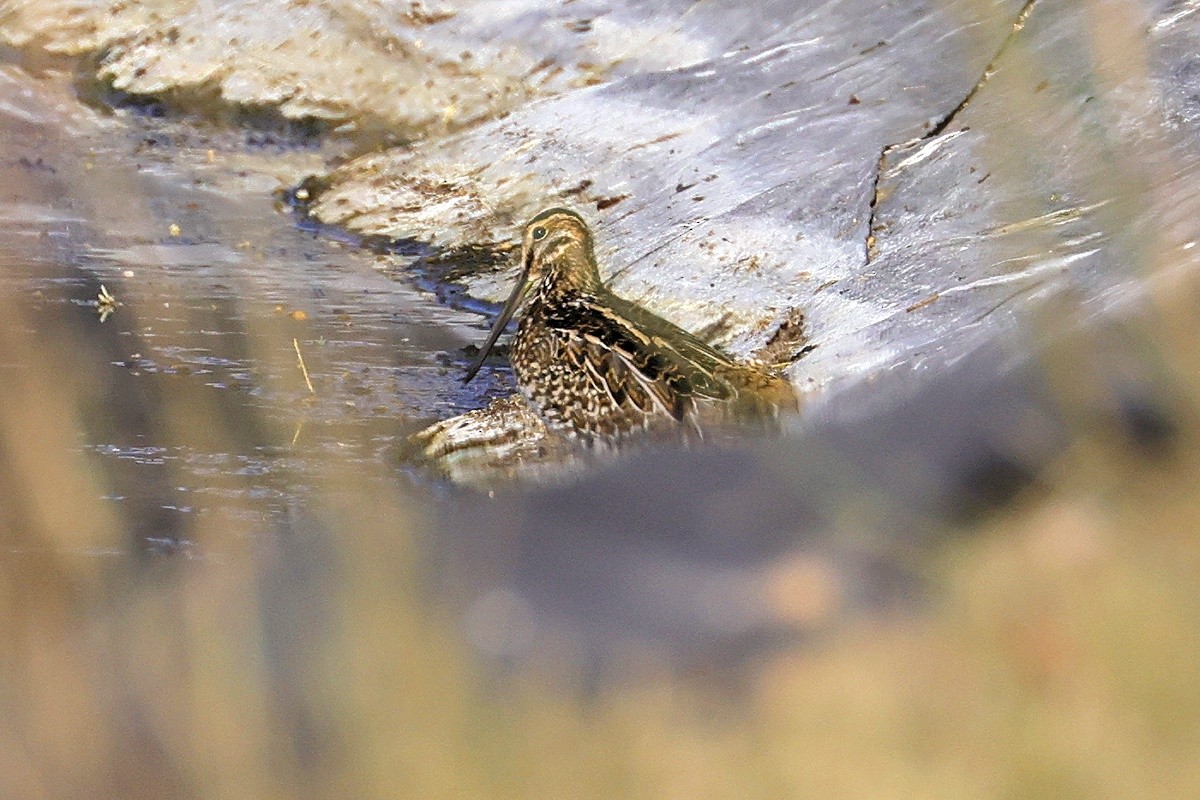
[531,226,547,240]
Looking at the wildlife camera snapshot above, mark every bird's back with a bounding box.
[512,287,795,442]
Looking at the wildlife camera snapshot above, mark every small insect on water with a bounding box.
[96,284,119,322]
[464,207,796,444]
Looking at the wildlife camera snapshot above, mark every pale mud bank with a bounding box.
[5,0,1196,381]
[301,0,1200,398]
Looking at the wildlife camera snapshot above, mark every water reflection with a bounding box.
[0,65,477,555]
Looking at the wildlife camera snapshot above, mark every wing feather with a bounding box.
[537,294,747,434]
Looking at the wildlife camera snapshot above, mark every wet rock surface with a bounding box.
[299,0,1199,467]
[307,0,1032,370]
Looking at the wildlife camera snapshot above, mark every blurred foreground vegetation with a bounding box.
[3,240,1200,800]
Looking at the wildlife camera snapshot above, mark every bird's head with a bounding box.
[464,207,599,382]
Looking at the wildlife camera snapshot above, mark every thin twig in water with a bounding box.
[293,338,315,394]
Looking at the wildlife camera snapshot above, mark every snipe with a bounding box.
[464,207,796,443]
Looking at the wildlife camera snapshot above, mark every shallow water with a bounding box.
[0,64,510,551]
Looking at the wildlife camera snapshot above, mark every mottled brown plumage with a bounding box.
[464,208,796,442]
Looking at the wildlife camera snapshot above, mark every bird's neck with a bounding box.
[537,243,603,298]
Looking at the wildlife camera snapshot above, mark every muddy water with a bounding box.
[0,65,511,552]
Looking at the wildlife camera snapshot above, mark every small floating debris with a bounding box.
[274,305,309,321]
[96,284,120,322]
[293,338,315,394]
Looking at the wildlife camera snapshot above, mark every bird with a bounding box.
[463,207,797,444]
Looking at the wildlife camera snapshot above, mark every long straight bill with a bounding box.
[462,256,533,383]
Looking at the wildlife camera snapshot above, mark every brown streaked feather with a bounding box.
[601,296,742,403]
[584,336,685,423]
[525,324,681,438]
[540,296,735,410]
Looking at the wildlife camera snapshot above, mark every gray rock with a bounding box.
[310,0,1033,376]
